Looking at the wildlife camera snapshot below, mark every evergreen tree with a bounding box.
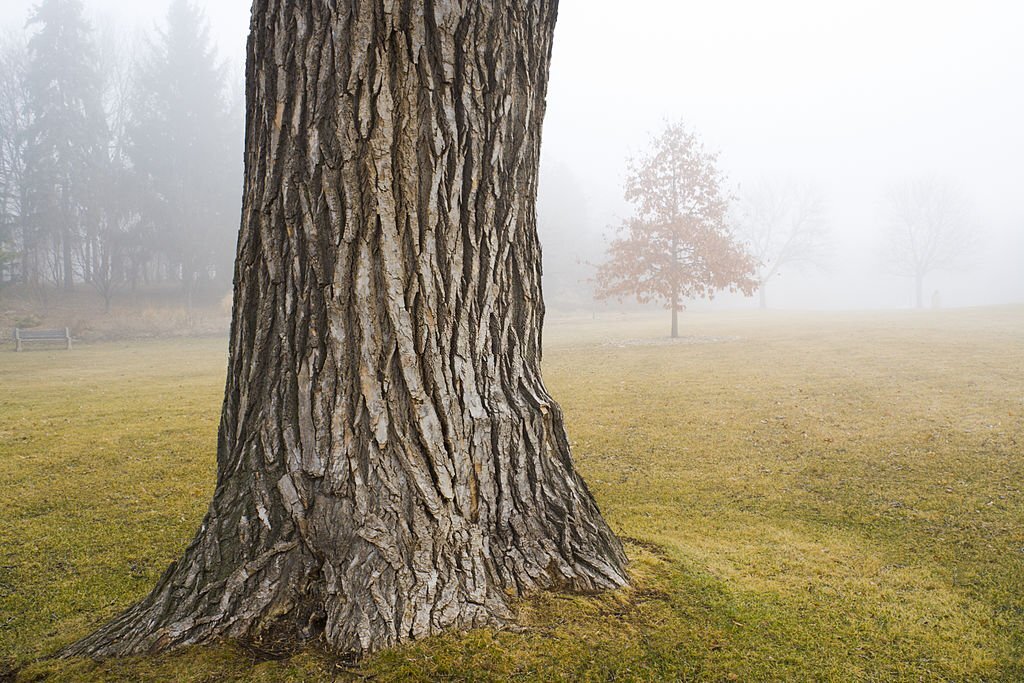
[22,0,108,289]
[129,0,241,314]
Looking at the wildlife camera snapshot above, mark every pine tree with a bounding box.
[129,0,241,315]
[22,0,108,289]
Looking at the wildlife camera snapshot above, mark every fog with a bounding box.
[2,0,1022,313]
[541,0,1024,312]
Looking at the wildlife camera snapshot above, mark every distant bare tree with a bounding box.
[0,30,28,286]
[83,28,139,312]
[735,180,829,309]
[537,162,602,312]
[880,179,974,308]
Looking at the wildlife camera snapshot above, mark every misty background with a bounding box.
[1,0,1021,317]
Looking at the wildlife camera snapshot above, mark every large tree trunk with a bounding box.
[65,0,626,659]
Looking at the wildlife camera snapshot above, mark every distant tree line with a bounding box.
[0,0,241,313]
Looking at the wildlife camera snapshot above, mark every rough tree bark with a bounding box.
[64,0,627,658]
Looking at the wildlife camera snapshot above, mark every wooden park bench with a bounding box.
[14,327,72,351]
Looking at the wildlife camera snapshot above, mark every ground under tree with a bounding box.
[64,0,627,658]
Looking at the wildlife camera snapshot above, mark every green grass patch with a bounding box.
[2,308,1022,681]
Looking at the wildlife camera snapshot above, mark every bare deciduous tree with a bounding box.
[880,179,974,308]
[0,30,28,286]
[65,0,627,659]
[595,121,757,337]
[83,28,138,313]
[735,180,829,309]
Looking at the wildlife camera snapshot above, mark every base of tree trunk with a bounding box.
[63,457,627,658]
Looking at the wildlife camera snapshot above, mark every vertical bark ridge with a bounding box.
[65,0,627,658]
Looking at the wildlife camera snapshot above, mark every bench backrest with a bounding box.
[15,328,69,340]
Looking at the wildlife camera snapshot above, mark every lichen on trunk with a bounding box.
[64,0,627,658]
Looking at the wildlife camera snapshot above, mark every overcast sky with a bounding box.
[5,0,1022,309]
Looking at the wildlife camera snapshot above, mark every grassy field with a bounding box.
[1,307,1022,681]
